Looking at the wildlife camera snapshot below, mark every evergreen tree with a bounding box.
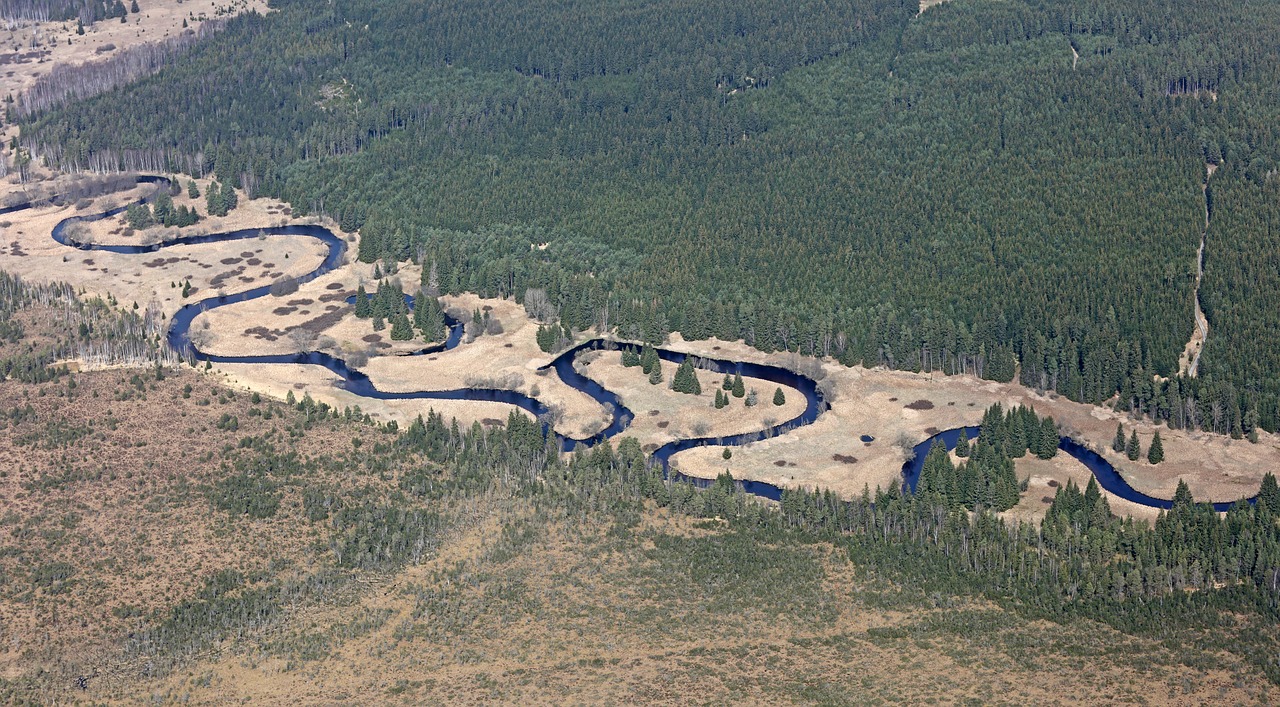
[773,387,786,406]
[714,389,727,409]
[206,181,226,216]
[130,0,139,12]
[648,365,663,386]
[745,389,758,407]
[1172,479,1194,509]
[1037,416,1059,459]
[721,373,732,390]
[1258,473,1280,515]
[1147,430,1164,464]
[390,313,414,340]
[187,180,200,198]
[354,285,371,318]
[722,447,732,460]
[622,349,641,367]
[413,292,445,341]
[125,202,153,229]
[152,191,173,226]
[639,345,659,374]
[731,372,745,398]
[1113,423,1126,453]
[372,315,385,331]
[536,324,557,353]
[1126,430,1141,461]
[954,428,970,458]
[672,358,701,395]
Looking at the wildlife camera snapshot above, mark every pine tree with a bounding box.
[648,366,663,385]
[354,285,371,318]
[672,358,701,395]
[622,349,641,367]
[721,373,732,390]
[187,180,200,199]
[372,316,385,331]
[390,313,413,340]
[1037,416,1059,459]
[536,324,557,353]
[1126,430,1141,461]
[745,389,758,407]
[130,0,139,12]
[1147,430,1164,464]
[773,387,786,406]
[1258,473,1280,515]
[731,372,745,398]
[722,447,732,460]
[714,389,727,409]
[955,428,970,458]
[206,181,225,216]
[153,191,174,226]
[1113,423,1126,453]
[640,345,659,374]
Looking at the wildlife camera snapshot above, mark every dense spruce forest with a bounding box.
[16,0,1280,434]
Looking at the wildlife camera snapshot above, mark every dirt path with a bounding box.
[1179,162,1216,377]
[1070,41,1079,69]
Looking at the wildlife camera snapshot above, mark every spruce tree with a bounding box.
[622,349,641,367]
[1126,430,1141,461]
[722,447,732,460]
[640,345,659,374]
[745,389,758,407]
[390,313,414,340]
[722,373,732,390]
[1113,423,1126,453]
[1037,416,1059,459]
[954,428,970,458]
[1147,430,1164,464]
[354,285,370,317]
[187,180,200,199]
[648,366,663,385]
[714,389,727,409]
[731,373,745,398]
[672,358,701,395]
[536,324,557,353]
[1258,473,1280,515]
[773,387,786,406]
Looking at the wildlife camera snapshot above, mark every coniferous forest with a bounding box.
[17,0,1280,434]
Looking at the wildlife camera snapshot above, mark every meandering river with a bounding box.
[13,175,1256,511]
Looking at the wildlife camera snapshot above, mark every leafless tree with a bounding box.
[287,327,317,352]
[17,19,230,122]
[522,287,556,322]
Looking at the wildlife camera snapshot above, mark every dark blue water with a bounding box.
[28,175,1260,511]
[901,427,1256,511]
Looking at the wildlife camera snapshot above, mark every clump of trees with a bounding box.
[205,180,239,217]
[126,190,200,229]
[916,403,1058,511]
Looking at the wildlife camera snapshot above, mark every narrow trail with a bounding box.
[1070,41,1079,70]
[1180,162,1216,377]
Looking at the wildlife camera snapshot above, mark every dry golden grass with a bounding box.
[114,507,1267,705]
